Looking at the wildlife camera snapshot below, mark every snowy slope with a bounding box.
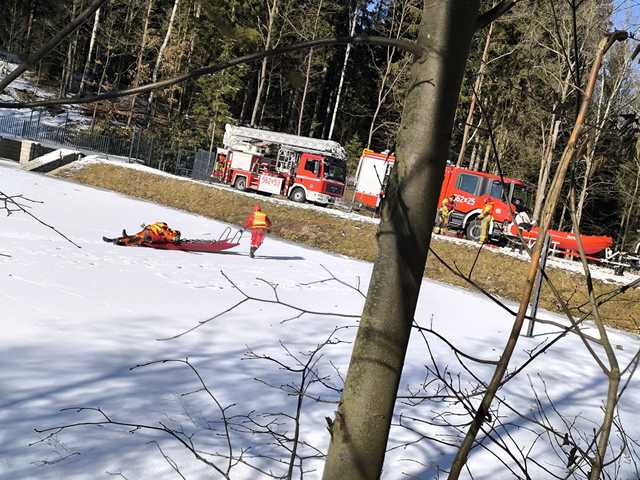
[1,162,639,479]
[68,155,640,286]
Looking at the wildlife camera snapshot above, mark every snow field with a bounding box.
[0,163,639,479]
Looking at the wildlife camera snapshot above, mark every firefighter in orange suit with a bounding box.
[243,204,272,258]
[115,222,181,246]
[478,201,494,244]
[434,195,455,235]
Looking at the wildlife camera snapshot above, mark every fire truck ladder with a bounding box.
[223,124,347,161]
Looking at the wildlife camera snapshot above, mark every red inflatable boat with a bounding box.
[507,224,613,255]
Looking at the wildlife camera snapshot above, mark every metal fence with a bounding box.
[0,112,218,182]
[0,113,156,161]
[191,150,215,181]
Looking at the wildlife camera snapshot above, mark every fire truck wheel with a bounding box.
[234,177,247,191]
[289,188,306,203]
[465,219,482,242]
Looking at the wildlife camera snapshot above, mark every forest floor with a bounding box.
[53,159,640,334]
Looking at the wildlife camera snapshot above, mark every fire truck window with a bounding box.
[324,157,346,182]
[457,173,480,194]
[305,159,320,176]
[490,181,504,200]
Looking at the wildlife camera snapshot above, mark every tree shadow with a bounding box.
[0,313,353,479]
[253,255,305,261]
[392,324,640,479]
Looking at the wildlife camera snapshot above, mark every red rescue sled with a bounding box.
[141,238,240,253]
[105,227,242,254]
[507,224,613,255]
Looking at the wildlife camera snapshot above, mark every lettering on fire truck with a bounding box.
[453,194,475,206]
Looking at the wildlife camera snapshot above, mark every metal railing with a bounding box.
[0,113,154,160]
[0,112,218,182]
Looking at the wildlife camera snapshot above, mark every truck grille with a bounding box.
[325,184,344,196]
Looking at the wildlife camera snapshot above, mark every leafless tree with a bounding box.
[79,7,101,94]
[327,2,359,141]
[251,0,280,127]
[366,0,418,149]
[447,30,629,480]
[456,22,494,167]
[127,0,154,127]
[147,0,180,125]
[0,0,108,94]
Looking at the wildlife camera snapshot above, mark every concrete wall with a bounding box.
[0,137,22,162]
[0,138,55,163]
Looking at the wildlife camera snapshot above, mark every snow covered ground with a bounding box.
[68,155,640,286]
[1,162,639,479]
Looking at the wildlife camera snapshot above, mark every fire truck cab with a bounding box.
[353,149,529,240]
[440,166,528,241]
[211,125,346,205]
[354,149,616,255]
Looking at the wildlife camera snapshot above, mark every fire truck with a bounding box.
[353,149,614,255]
[211,124,347,205]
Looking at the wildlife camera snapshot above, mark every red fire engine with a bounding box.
[211,124,347,205]
[353,149,613,255]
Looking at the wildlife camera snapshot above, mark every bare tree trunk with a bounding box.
[321,86,335,139]
[147,0,180,125]
[575,149,594,225]
[66,0,85,94]
[251,0,279,127]
[308,69,324,136]
[259,66,274,126]
[575,57,629,227]
[177,2,200,117]
[469,141,478,170]
[532,67,572,223]
[239,80,251,124]
[8,0,18,53]
[567,187,621,480]
[60,0,79,97]
[483,117,504,172]
[25,0,36,54]
[90,54,111,131]
[327,6,358,140]
[446,32,627,480]
[322,3,480,478]
[533,114,560,222]
[481,138,491,171]
[366,0,412,148]
[297,0,324,135]
[79,8,100,94]
[128,0,154,127]
[168,11,190,123]
[456,22,493,167]
[91,33,113,132]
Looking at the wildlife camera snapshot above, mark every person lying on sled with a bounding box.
[115,222,181,246]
